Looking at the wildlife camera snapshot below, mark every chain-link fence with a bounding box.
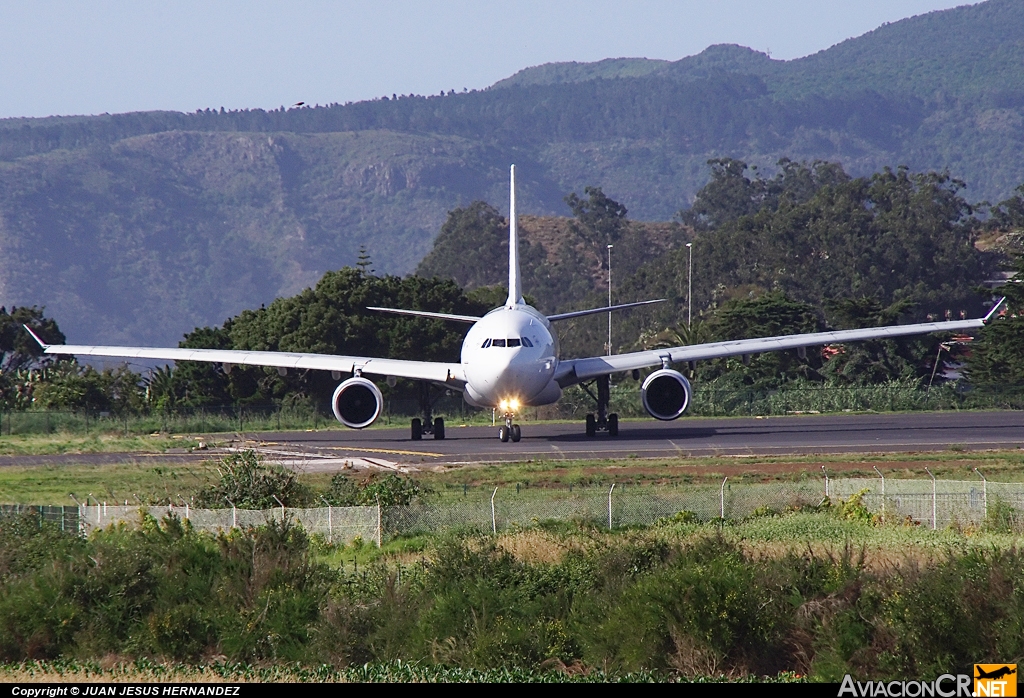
[12,477,1024,541]
[0,504,80,532]
[78,503,380,543]
[829,477,1024,529]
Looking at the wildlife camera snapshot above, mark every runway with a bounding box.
[239,410,1024,468]
[0,411,1020,470]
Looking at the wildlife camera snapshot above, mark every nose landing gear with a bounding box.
[498,413,521,442]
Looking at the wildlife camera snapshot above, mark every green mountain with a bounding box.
[1,0,1022,347]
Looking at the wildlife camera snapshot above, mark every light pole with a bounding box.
[686,242,693,331]
[607,244,613,355]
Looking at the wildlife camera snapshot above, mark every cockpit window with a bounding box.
[481,338,491,348]
[507,338,521,347]
[492,338,506,347]
[521,336,534,347]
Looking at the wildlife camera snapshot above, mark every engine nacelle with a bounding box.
[640,369,692,421]
[331,376,383,429]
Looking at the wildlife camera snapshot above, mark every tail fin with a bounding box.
[506,164,523,308]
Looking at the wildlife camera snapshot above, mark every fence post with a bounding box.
[272,494,285,524]
[873,466,885,522]
[176,495,190,520]
[926,468,936,530]
[975,468,988,522]
[720,477,728,519]
[69,495,82,536]
[490,487,498,534]
[821,465,829,499]
[376,494,382,548]
[226,498,237,529]
[608,483,615,530]
[320,496,333,544]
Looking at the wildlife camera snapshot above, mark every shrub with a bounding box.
[194,450,309,509]
[325,473,423,506]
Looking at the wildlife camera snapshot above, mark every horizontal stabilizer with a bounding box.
[547,299,666,322]
[366,306,481,323]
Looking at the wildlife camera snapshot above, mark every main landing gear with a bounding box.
[411,382,445,440]
[580,374,619,438]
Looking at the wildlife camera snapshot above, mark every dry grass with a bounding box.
[495,529,595,564]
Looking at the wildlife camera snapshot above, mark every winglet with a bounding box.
[984,297,1006,323]
[506,164,522,308]
[23,324,50,349]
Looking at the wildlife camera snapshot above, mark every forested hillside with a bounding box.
[1,0,1022,346]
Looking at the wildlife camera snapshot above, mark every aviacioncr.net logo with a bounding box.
[974,664,1017,697]
[839,674,972,697]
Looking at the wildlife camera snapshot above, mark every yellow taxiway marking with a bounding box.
[319,445,444,458]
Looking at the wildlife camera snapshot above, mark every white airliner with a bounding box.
[26,166,1003,442]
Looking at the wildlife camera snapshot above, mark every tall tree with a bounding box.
[965,254,1024,386]
[822,297,943,385]
[697,291,823,390]
[0,306,64,372]
[176,267,490,406]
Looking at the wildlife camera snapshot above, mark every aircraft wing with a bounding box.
[24,327,464,385]
[554,301,1003,388]
[547,299,666,322]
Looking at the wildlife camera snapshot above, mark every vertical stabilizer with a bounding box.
[507,164,523,307]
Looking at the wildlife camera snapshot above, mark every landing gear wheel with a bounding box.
[433,417,445,440]
[608,413,619,437]
[585,413,596,437]
[411,418,422,440]
[499,425,510,442]
[511,424,521,442]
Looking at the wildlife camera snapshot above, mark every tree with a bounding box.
[676,158,766,230]
[965,254,1024,386]
[699,292,823,390]
[162,325,236,410]
[30,361,143,413]
[564,186,628,265]
[0,306,65,373]
[672,162,994,321]
[565,186,628,240]
[822,297,943,385]
[174,267,491,407]
[987,183,1024,231]
[415,201,511,289]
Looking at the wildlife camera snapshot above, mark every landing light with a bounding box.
[499,398,520,412]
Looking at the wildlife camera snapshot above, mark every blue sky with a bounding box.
[0,1,971,119]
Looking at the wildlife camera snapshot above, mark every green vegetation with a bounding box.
[2,0,1024,351]
[6,448,1024,507]
[0,505,1021,679]
[0,659,683,683]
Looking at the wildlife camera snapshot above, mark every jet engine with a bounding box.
[331,376,383,429]
[640,369,692,421]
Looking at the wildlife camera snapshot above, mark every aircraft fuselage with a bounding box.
[461,304,561,409]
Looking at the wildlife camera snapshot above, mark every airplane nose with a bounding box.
[471,351,514,388]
